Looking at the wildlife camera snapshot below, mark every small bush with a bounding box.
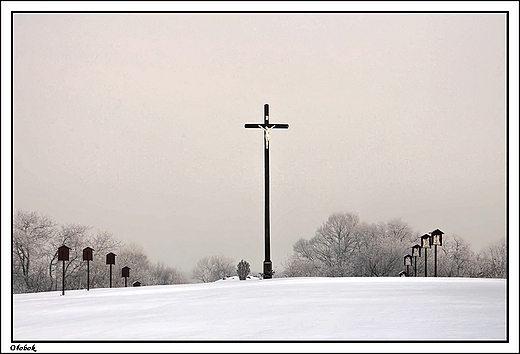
[237,260,250,280]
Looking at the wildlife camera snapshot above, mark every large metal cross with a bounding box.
[244,104,289,279]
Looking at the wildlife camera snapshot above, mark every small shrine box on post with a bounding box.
[83,247,93,261]
[431,228,444,277]
[83,247,94,291]
[106,252,116,265]
[58,245,70,261]
[58,245,71,295]
[121,266,130,287]
[106,252,116,288]
[121,266,130,278]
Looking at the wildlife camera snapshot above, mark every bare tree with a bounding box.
[312,212,361,277]
[436,234,477,277]
[355,220,418,277]
[356,222,389,276]
[282,212,361,277]
[386,218,416,244]
[12,210,190,293]
[150,261,188,285]
[476,239,507,278]
[48,223,92,291]
[283,213,421,278]
[281,255,321,277]
[282,238,322,277]
[116,243,152,287]
[12,210,57,293]
[87,230,123,289]
[192,255,235,283]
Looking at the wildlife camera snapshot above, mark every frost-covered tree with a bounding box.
[150,261,188,285]
[312,212,361,277]
[12,210,188,293]
[86,230,123,289]
[354,219,418,277]
[116,243,153,287]
[476,239,507,278]
[282,238,322,277]
[437,234,477,277]
[12,210,57,293]
[283,213,419,278]
[192,255,235,283]
[49,223,92,291]
[282,212,361,277]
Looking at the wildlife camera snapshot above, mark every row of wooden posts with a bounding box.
[401,228,444,277]
[57,245,139,296]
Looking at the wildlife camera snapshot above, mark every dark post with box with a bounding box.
[420,234,431,277]
[121,266,130,287]
[431,229,444,277]
[411,244,421,277]
[83,247,94,291]
[404,254,412,277]
[106,252,116,288]
[58,245,70,296]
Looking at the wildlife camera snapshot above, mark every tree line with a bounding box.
[280,212,507,279]
[12,209,506,294]
[12,210,188,294]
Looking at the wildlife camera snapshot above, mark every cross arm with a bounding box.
[244,123,289,129]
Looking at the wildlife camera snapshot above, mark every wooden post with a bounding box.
[62,260,65,296]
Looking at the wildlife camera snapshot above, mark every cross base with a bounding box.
[263,261,273,279]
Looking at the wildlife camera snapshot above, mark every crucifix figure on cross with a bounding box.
[244,104,289,279]
[258,124,276,149]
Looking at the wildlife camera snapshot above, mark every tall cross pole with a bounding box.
[245,104,289,279]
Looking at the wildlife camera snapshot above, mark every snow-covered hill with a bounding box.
[11,276,511,352]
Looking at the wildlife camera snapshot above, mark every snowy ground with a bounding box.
[10,276,514,352]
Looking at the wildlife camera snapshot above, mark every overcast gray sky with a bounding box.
[8,11,511,274]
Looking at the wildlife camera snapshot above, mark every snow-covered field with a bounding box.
[10,276,513,352]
